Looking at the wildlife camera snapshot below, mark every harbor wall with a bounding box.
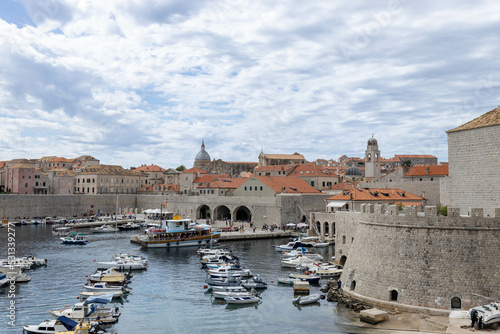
[0,194,166,219]
[331,205,500,311]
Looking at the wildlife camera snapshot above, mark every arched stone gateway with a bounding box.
[315,221,321,236]
[234,206,252,222]
[301,215,307,222]
[331,222,336,237]
[214,205,231,221]
[324,222,330,237]
[197,204,211,219]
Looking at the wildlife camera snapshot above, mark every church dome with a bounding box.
[367,137,378,146]
[195,140,211,161]
[345,165,363,176]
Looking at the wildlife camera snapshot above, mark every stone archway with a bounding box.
[315,221,321,236]
[324,222,329,237]
[331,222,336,237]
[197,204,211,219]
[234,206,252,222]
[214,205,231,221]
[339,255,347,267]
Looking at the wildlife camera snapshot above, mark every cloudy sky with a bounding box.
[0,0,498,169]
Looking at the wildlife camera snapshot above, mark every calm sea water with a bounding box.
[0,225,366,334]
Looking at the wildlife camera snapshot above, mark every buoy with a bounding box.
[76,296,79,299]
[218,301,222,304]
[203,285,208,289]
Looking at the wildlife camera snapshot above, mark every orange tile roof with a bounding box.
[447,106,500,133]
[201,178,248,189]
[254,176,320,194]
[289,163,338,176]
[50,157,73,163]
[0,161,6,168]
[182,167,208,174]
[135,165,166,172]
[394,155,437,159]
[262,153,305,160]
[404,165,449,177]
[225,161,258,165]
[326,187,424,201]
[330,182,356,190]
[194,174,229,183]
[254,164,298,172]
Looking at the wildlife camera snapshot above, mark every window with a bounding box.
[311,181,315,187]
[342,236,346,244]
[260,186,263,191]
[61,180,65,186]
[350,281,356,291]
[25,183,28,187]
[249,187,252,191]
[244,186,247,191]
[35,182,38,186]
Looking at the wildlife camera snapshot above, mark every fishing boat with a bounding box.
[23,316,79,334]
[225,296,261,304]
[209,285,247,293]
[212,288,257,299]
[61,233,88,245]
[293,294,321,305]
[90,224,118,233]
[137,218,221,248]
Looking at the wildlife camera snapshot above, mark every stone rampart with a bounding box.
[0,194,166,219]
[333,206,500,311]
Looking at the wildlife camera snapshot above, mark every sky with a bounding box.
[0,0,499,169]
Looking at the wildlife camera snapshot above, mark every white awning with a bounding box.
[327,201,348,208]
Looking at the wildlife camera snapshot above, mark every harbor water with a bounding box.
[0,225,364,333]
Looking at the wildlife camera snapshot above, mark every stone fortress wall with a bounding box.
[0,194,166,219]
[329,204,500,313]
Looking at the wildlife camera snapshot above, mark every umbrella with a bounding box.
[286,223,296,226]
[297,223,307,228]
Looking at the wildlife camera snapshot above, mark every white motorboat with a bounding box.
[201,254,239,268]
[23,316,79,334]
[289,273,321,284]
[272,240,303,252]
[210,286,247,293]
[299,237,330,248]
[91,224,118,233]
[281,256,315,268]
[205,274,241,287]
[118,222,141,231]
[89,267,130,285]
[0,266,31,283]
[80,290,124,299]
[225,296,261,304]
[50,294,120,324]
[20,256,47,267]
[52,226,74,236]
[293,294,321,305]
[0,273,9,287]
[468,302,500,326]
[0,257,36,269]
[213,290,256,299]
[207,265,253,278]
[96,256,147,271]
[83,282,130,294]
[197,247,233,257]
[61,234,88,245]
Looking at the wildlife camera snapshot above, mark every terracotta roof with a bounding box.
[182,167,208,174]
[7,163,33,169]
[200,178,248,189]
[289,163,338,177]
[254,164,298,172]
[326,187,424,202]
[253,176,321,194]
[135,165,166,172]
[50,157,74,163]
[0,161,6,169]
[330,182,356,190]
[78,165,141,176]
[394,155,437,159]
[404,165,449,177]
[194,174,229,183]
[262,153,305,160]
[447,106,500,133]
[225,161,258,165]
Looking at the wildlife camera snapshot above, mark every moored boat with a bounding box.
[118,222,141,231]
[225,296,261,304]
[241,275,267,289]
[61,234,88,245]
[138,219,221,248]
[293,293,321,305]
[83,282,130,294]
[91,224,118,233]
[23,316,79,334]
[288,273,320,284]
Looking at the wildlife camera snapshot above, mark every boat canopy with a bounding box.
[83,292,114,305]
[56,316,78,331]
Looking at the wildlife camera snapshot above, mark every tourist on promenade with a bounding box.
[470,309,478,328]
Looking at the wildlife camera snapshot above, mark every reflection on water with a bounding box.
[0,225,360,333]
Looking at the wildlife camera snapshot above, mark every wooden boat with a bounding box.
[293,294,321,305]
[88,268,129,285]
[225,296,261,304]
[138,219,221,248]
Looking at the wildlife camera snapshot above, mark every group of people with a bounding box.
[470,309,483,329]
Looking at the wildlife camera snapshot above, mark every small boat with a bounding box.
[118,222,141,231]
[293,294,321,305]
[23,316,79,334]
[53,318,114,334]
[272,241,303,252]
[80,290,124,299]
[61,234,88,245]
[205,274,242,287]
[210,285,247,293]
[468,302,500,326]
[212,289,257,299]
[50,294,120,324]
[96,255,147,271]
[52,227,74,236]
[225,296,261,304]
[241,275,267,289]
[83,282,130,294]
[289,273,320,284]
[277,277,300,285]
[0,273,9,287]
[21,256,47,267]
[88,267,130,285]
[207,265,253,278]
[0,266,31,283]
[91,224,118,233]
[0,257,36,269]
[313,268,343,278]
[197,247,233,257]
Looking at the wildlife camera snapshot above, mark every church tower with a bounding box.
[365,136,381,180]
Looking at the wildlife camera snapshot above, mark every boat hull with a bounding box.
[139,234,220,248]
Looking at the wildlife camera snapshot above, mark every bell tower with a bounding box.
[365,135,381,180]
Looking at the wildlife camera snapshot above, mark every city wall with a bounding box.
[329,205,500,312]
[0,194,166,219]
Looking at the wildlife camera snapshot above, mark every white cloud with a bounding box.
[0,0,499,168]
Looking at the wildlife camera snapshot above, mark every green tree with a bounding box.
[176,165,186,172]
[401,159,412,168]
[437,204,448,216]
